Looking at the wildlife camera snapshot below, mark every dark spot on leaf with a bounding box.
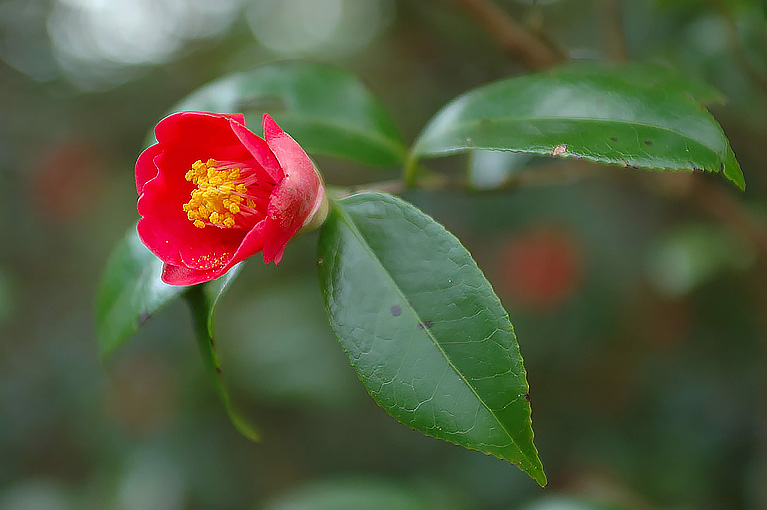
[215,366,222,375]
[418,320,434,330]
[523,393,531,402]
[480,118,491,126]
[138,312,151,326]
[610,136,619,142]
[390,305,402,317]
[208,337,216,349]
[644,140,653,146]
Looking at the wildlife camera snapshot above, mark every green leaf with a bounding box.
[95,225,257,439]
[550,61,726,105]
[184,269,260,442]
[95,225,185,358]
[264,478,429,510]
[317,192,546,486]
[411,62,745,190]
[468,150,534,190]
[171,61,406,168]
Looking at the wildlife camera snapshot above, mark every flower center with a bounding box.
[182,158,261,229]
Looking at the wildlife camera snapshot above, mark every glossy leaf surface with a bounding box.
[318,192,545,485]
[171,61,406,167]
[95,225,185,358]
[412,62,744,189]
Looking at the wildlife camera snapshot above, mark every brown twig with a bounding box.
[716,0,767,97]
[448,0,566,70]
[600,0,629,62]
[345,159,602,197]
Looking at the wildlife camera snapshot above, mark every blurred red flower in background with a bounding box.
[32,139,103,222]
[136,111,326,286]
[497,227,583,311]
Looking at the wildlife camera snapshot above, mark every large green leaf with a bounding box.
[317,192,546,486]
[171,61,406,168]
[411,62,745,190]
[95,225,185,358]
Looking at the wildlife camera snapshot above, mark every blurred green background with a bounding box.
[1,0,766,508]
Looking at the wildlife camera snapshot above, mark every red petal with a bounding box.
[161,220,267,285]
[161,263,224,286]
[135,143,163,194]
[229,117,283,183]
[261,114,323,263]
[137,113,251,270]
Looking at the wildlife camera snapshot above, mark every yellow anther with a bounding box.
[182,158,255,229]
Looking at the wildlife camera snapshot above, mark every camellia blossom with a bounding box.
[136,111,327,286]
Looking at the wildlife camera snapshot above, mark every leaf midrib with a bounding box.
[333,196,534,468]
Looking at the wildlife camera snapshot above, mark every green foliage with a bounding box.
[184,272,260,442]
[95,225,257,439]
[411,62,744,190]
[171,61,407,168]
[94,58,748,491]
[317,193,545,485]
[95,226,185,358]
[263,478,430,510]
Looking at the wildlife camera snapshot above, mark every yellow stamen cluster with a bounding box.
[182,159,247,229]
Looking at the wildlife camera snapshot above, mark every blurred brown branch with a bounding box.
[716,0,767,97]
[447,0,566,70]
[600,0,629,62]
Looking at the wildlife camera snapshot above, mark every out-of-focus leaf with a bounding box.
[221,278,361,407]
[0,267,13,324]
[645,223,755,296]
[522,495,626,510]
[170,61,406,168]
[317,192,546,486]
[264,478,430,510]
[184,265,260,442]
[95,225,185,359]
[468,150,533,190]
[411,62,745,190]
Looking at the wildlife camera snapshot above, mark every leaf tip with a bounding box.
[228,406,262,442]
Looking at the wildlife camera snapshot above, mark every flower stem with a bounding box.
[184,285,260,442]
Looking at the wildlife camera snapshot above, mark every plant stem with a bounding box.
[184,286,260,441]
[600,0,629,62]
[447,0,566,70]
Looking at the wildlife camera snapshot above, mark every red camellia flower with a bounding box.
[136,111,327,286]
